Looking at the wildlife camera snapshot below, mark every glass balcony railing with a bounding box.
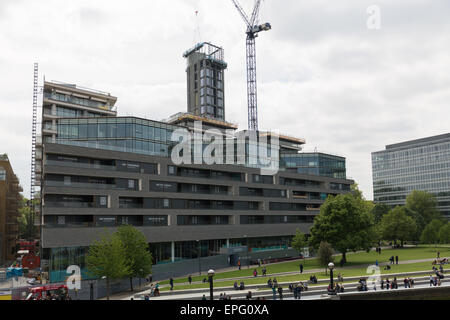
[45,160,116,171]
[44,92,117,112]
[44,202,96,208]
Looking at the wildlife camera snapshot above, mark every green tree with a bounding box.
[86,232,131,300]
[405,190,441,235]
[116,225,153,291]
[309,185,376,265]
[439,223,450,244]
[291,229,308,261]
[372,203,390,224]
[17,197,39,239]
[380,206,417,246]
[420,219,445,245]
[317,241,334,275]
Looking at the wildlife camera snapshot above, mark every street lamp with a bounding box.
[208,269,215,301]
[89,280,94,300]
[328,262,335,295]
[244,235,249,269]
[197,240,201,276]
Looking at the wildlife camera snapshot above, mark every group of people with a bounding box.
[288,282,308,299]
[430,274,443,287]
[233,281,246,290]
[328,283,345,294]
[147,283,160,297]
[380,277,399,290]
[389,255,399,265]
[403,277,415,289]
[218,293,233,300]
[309,275,318,284]
[267,277,278,288]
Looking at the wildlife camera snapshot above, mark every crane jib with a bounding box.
[230,0,270,131]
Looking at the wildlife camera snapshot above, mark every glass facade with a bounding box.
[280,153,346,179]
[56,117,177,158]
[48,247,92,283]
[372,134,450,218]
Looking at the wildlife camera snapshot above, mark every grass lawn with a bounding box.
[158,245,450,287]
[159,260,447,292]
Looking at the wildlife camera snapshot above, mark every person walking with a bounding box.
[262,266,267,277]
[188,275,192,285]
[272,286,277,300]
[395,256,399,265]
[299,264,304,274]
[238,260,241,271]
[169,278,174,291]
[278,286,283,300]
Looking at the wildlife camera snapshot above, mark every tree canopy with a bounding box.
[439,223,450,244]
[372,203,390,224]
[420,219,445,244]
[86,232,131,300]
[380,206,417,246]
[317,241,334,274]
[405,190,441,235]
[116,225,153,291]
[309,185,376,263]
[291,229,308,255]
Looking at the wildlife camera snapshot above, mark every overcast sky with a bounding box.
[1,0,450,200]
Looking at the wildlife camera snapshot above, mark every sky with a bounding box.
[1,0,450,200]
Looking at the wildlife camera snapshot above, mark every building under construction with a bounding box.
[33,42,353,283]
[0,154,22,264]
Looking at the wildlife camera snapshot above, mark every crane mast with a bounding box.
[230,0,271,131]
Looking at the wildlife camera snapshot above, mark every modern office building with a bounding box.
[0,154,22,264]
[372,133,450,218]
[281,152,347,179]
[37,44,354,282]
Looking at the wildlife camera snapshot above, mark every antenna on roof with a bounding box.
[193,10,202,44]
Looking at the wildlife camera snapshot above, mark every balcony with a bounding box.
[42,124,57,134]
[44,201,96,209]
[45,160,116,171]
[44,92,117,113]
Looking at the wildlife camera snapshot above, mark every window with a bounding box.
[163,199,170,208]
[128,179,135,189]
[168,166,176,175]
[99,196,107,207]
[57,216,65,225]
[0,167,5,181]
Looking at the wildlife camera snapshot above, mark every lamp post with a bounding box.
[244,235,249,269]
[328,262,335,295]
[89,280,94,300]
[208,269,215,301]
[197,240,201,276]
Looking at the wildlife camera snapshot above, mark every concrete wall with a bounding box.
[336,285,450,300]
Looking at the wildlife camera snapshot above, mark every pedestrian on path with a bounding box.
[299,264,304,274]
[238,260,241,270]
[278,286,283,300]
[188,275,192,285]
[272,286,277,300]
[395,256,399,265]
[169,278,174,291]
